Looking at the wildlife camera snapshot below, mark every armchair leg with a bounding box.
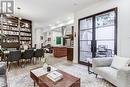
[96,74,98,78]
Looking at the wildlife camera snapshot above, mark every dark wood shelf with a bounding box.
[20,40,31,41]
[20,44,31,45]
[3,24,18,27]
[2,29,19,32]
[20,26,31,28]
[21,36,32,37]
[0,16,32,49]
[20,31,31,33]
[5,34,19,36]
[2,42,20,48]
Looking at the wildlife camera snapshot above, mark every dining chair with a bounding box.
[7,50,21,71]
[34,49,44,64]
[21,49,34,66]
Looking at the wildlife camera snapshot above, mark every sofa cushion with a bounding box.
[0,75,7,87]
[94,67,118,86]
[111,56,130,70]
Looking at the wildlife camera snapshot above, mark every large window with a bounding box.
[78,8,117,64]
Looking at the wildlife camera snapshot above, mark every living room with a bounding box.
[0,0,130,87]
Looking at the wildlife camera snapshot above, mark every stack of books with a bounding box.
[47,71,63,82]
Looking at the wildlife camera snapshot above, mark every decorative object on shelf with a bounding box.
[0,47,6,53]
[0,33,6,38]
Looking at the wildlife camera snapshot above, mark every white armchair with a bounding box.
[92,57,130,87]
[117,67,130,87]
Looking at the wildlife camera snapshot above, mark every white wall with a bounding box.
[33,21,74,47]
[32,22,36,47]
[33,28,44,48]
[42,31,62,46]
[73,0,130,63]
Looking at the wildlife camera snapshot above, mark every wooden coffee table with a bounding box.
[30,67,80,87]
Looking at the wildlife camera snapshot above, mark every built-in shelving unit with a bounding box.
[19,19,32,48]
[0,16,32,49]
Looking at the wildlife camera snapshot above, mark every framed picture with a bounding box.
[56,37,61,44]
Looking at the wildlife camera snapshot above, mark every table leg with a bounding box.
[34,81,36,87]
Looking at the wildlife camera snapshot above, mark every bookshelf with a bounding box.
[0,16,32,49]
[19,19,32,48]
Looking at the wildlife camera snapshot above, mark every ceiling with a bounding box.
[14,0,101,27]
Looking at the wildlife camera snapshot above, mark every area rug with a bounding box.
[7,60,115,87]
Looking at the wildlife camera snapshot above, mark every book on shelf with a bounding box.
[47,71,63,82]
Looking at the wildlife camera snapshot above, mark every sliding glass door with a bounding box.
[79,8,117,64]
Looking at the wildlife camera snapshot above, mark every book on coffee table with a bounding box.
[31,66,57,77]
[47,71,63,82]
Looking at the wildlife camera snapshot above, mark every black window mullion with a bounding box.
[92,16,96,58]
[114,8,118,55]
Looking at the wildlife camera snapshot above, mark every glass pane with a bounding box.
[96,26,115,40]
[80,30,92,40]
[80,52,92,62]
[80,18,92,30]
[96,41,114,57]
[96,11,115,28]
[80,41,91,51]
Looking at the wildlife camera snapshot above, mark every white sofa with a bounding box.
[92,57,130,87]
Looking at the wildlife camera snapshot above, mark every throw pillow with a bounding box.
[111,56,130,70]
